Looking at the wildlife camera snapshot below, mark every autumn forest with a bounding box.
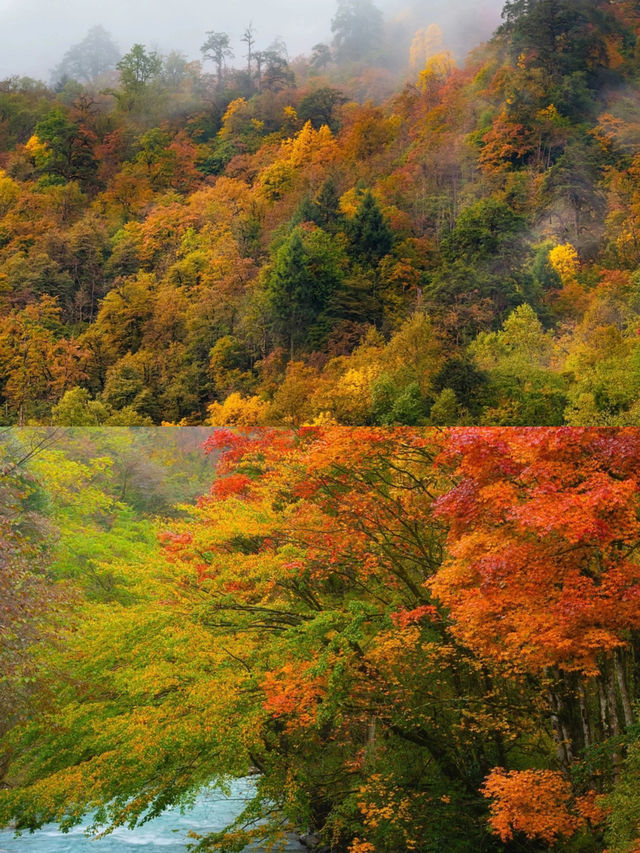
[2,426,640,853]
[2,0,640,426]
[3,0,640,851]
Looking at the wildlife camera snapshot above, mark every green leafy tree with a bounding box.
[0,432,66,765]
[429,387,461,425]
[470,303,568,424]
[298,87,345,132]
[266,225,345,358]
[432,357,489,417]
[442,198,525,266]
[500,0,611,82]
[116,44,162,94]
[51,387,110,425]
[32,107,97,186]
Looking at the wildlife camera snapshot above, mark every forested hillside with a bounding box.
[2,0,640,426]
[4,427,640,852]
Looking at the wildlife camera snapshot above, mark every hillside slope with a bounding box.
[1,0,640,425]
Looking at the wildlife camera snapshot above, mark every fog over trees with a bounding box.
[0,0,504,81]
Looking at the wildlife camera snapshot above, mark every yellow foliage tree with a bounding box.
[0,169,20,216]
[548,243,579,285]
[409,24,444,71]
[418,51,456,94]
[257,121,337,200]
[206,392,271,426]
[219,98,254,142]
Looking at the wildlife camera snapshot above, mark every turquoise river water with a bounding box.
[0,781,304,852]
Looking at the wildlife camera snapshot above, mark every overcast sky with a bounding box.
[0,0,505,82]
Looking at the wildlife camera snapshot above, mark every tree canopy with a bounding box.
[0,1,640,425]
[2,426,640,851]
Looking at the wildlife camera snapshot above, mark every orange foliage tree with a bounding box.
[432,427,640,845]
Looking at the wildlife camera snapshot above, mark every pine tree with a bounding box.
[266,226,345,357]
[349,190,393,264]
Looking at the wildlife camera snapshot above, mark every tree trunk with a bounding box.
[605,660,622,780]
[548,687,570,768]
[578,681,591,750]
[606,662,621,739]
[614,649,634,728]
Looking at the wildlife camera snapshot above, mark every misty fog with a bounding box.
[0,0,505,82]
